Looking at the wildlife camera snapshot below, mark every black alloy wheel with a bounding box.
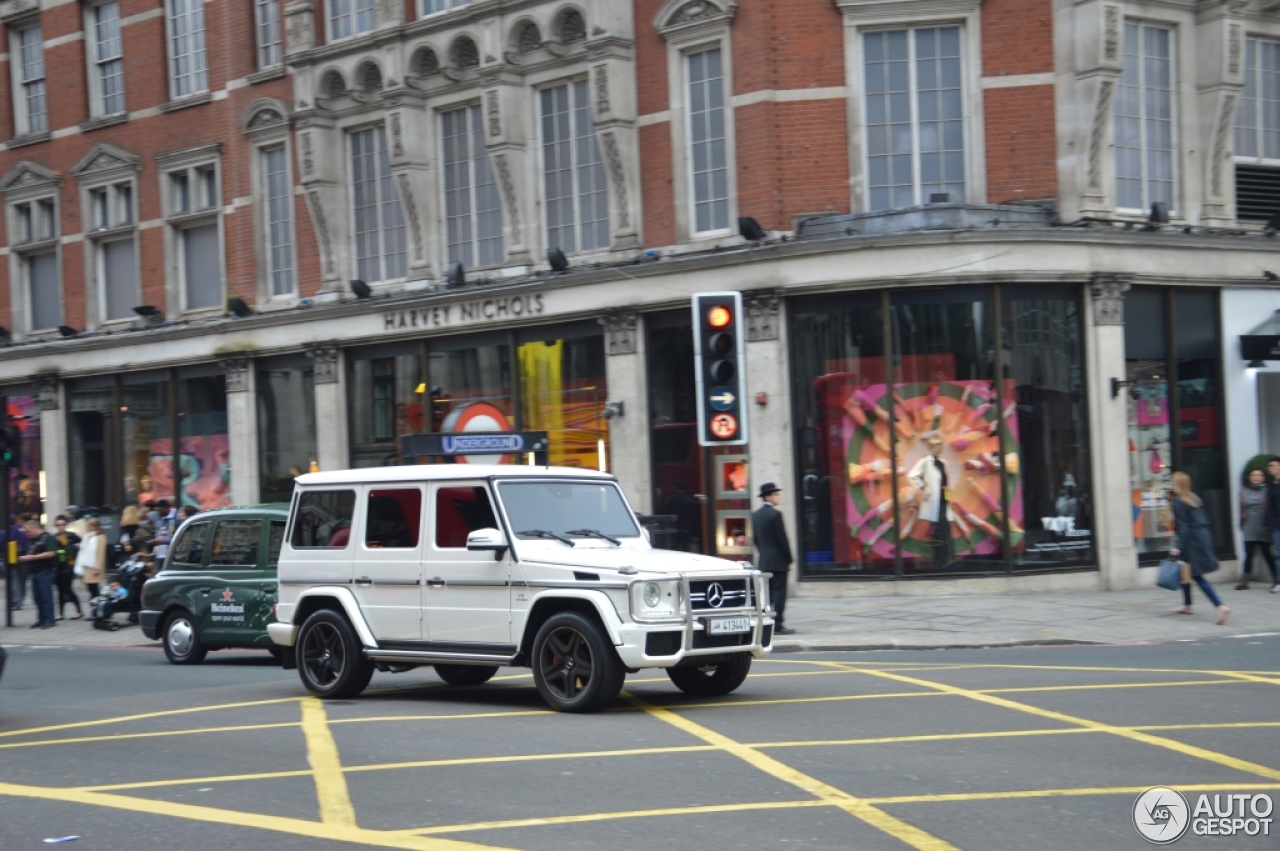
[531,611,624,713]
[666,653,753,697]
[163,609,208,665]
[296,609,374,699]
[433,664,499,686]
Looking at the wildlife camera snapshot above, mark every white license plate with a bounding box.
[706,616,751,635]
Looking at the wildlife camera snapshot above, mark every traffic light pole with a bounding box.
[2,394,10,628]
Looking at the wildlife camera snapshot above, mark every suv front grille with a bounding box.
[688,578,750,611]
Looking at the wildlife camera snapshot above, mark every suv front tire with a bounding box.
[666,653,752,697]
[531,611,624,713]
[297,609,375,699]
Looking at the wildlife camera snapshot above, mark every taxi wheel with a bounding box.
[163,609,208,665]
[666,653,752,697]
[531,612,624,713]
[297,609,374,699]
[434,664,498,686]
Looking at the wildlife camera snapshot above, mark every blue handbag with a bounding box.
[1156,559,1182,591]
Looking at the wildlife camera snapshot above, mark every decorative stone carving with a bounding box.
[559,9,586,43]
[745,291,781,342]
[599,311,638,356]
[307,344,341,384]
[389,114,403,158]
[1090,274,1130,325]
[71,144,138,179]
[0,161,59,195]
[517,21,541,53]
[1102,4,1120,65]
[396,173,424,262]
[1086,79,1116,193]
[306,189,334,276]
[1210,93,1237,197]
[300,133,314,177]
[248,108,284,129]
[284,0,315,53]
[491,153,523,244]
[1228,22,1243,78]
[36,375,59,412]
[223,357,252,393]
[0,0,39,24]
[486,90,501,138]
[598,131,630,229]
[594,65,610,116]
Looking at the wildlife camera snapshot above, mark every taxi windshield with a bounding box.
[497,480,640,541]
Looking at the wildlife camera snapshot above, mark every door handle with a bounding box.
[427,577,445,588]
[262,585,277,593]
[198,588,211,595]
[355,576,372,586]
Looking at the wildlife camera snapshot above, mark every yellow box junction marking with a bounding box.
[299,697,358,827]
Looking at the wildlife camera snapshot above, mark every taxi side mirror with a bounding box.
[466,528,508,560]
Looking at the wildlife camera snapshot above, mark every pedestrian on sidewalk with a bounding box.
[752,482,795,636]
[19,518,58,628]
[1238,467,1277,591]
[5,514,28,612]
[1169,471,1230,625]
[51,515,83,621]
[75,517,107,599]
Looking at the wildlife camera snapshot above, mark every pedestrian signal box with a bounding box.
[693,291,748,447]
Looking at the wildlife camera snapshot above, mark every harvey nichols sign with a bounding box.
[383,292,546,332]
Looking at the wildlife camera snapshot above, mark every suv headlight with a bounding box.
[629,579,682,621]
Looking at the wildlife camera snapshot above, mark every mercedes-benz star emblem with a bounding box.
[706,583,725,608]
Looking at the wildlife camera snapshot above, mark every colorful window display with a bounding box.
[3,391,43,521]
[257,356,318,503]
[517,324,608,471]
[1124,288,1230,560]
[791,286,1093,579]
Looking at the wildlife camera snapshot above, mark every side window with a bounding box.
[291,489,356,548]
[168,521,210,567]
[209,519,262,567]
[365,488,422,548]
[268,520,286,565]
[434,485,497,548]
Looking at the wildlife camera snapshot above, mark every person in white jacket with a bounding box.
[75,518,108,599]
[907,437,953,566]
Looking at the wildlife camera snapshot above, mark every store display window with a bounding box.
[348,343,424,468]
[516,323,607,470]
[257,356,318,502]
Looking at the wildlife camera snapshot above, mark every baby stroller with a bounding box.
[92,560,147,631]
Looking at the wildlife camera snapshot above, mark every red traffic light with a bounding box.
[707,305,732,328]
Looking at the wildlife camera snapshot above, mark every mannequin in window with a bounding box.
[908,436,952,566]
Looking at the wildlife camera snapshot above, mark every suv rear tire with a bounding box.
[531,611,624,713]
[163,609,208,665]
[666,653,752,697]
[434,664,498,686]
[296,609,374,699]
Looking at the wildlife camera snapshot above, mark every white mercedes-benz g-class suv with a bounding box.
[269,465,774,712]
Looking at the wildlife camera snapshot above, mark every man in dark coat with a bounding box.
[751,482,794,635]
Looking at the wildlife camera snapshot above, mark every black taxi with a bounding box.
[140,504,288,664]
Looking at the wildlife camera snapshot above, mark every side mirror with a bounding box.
[466,528,508,560]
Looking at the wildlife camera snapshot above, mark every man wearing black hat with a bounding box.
[751,482,794,635]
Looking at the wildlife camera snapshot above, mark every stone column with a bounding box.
[295,114,347,300]
[1060,0,1124,220]
[223,357,260,505]
[1196,5,1245,227]
[599,310,651,512]
[308,344,348,472]
[589,45,642,250]
[743,292,799,589]
[481,72,534,266]
[385,91,437,283]
[1085,275,1139,589]
[36,375,67,525]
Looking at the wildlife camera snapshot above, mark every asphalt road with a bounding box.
[2,638,1279,851]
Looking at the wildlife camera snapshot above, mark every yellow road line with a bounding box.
[862,782,1280,806]
[857,669,1280,782]
[405,799,831,835]
[0,696,303,739]
[328,709,551,724]
[76,768,318,793]
[299,698,357,827]
[626,692,960,851]
[758,728,1093,750]
[0,781,510,851]
[0,722,301,750]
[985,679,1240,694]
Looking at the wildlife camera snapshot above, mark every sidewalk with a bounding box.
[1,582,1277,651]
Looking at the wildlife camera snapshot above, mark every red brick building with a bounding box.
[0,0,1275,592]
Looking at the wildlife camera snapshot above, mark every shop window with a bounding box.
[121,372,173,511]
[348,348,422,467]
[176,370,231,510]
[647,314,703,553]
[1114,22,1176,213]
[517,331,606,470]
[210,519,262,566]
[365,488,422,548]
[257,359,317,503]
[1125,288,1230,560]
[428,339,513,449]
[291,489,355,547]
[4,392,44,521]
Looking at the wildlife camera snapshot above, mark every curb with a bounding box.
[770,638,1105,653]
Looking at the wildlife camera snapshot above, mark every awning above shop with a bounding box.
[1239,310,1280,363]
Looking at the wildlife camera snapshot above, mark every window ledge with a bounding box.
[10,237,58,253]
[5,130,51,149]
[248,66,287,85]
[167,209,219,226]
[179,305,226,321]
[159,92,213,113]
[80,114,128,133]
[87,224,136,240]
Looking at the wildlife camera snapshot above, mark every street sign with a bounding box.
[693,292,748,447]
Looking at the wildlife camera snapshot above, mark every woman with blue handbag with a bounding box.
[1168,471,1230,625]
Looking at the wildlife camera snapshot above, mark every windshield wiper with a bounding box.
[566,528,621,546]
[517,529,575,546]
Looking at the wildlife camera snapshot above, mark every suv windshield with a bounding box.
[497,480,640,541]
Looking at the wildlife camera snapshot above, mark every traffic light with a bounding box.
[693,291,748,446]
[0,425,18,467]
